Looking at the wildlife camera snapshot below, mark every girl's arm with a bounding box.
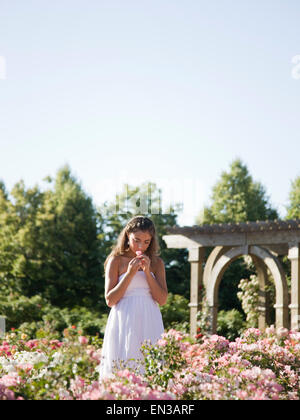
[144,257,168,306]
[104,256,134,307]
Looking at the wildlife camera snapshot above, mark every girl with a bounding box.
[98,215,168,380]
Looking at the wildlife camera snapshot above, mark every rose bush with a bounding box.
[0,324,299,400]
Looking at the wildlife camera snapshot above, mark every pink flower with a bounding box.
[25,340,38,349]
[17,363,33,373]
[78,336,88,345]
[243,328,262,338]
[50,339,63,348]
[277,327,289,338]
[0,373,19,387]
[266,325,276,336]
[0,383,16,400]
[136,251,143,256]
[157,339,168,347]
[228,367,240,376]
[236,390,248,399]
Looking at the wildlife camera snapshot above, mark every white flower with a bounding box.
[0,351,48,375]
[14,351,48,365]
[49,352,64,368]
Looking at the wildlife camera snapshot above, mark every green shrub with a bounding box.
[217,309,246,341]
[160,293,190,332]
[0,291,108,339]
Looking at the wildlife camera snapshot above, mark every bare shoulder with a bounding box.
[153,256,165,273]
[106,255,120,273]
[156,256,165,266]
[107,254,120,264]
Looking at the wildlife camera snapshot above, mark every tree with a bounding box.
[195,158,279,313]
[0,166,103,309]
[197,158,279,224]
[0,179,21,293]
[286,175,300,219]
[0,180,8,200]
[35,165,103,308]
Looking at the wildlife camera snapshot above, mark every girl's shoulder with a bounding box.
[152,255,164,271]
[107,254,121,263]
[117,254,132,276]
[105,254,120,270]
[107,254,128,277]
[153,254,164,263]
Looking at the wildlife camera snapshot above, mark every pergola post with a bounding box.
[188,247,205,337]
[251,255,271,330]
[288,243,300,331]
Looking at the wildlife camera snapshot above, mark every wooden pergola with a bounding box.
[163,219,300,336]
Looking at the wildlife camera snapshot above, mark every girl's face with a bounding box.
[127,230,152,254]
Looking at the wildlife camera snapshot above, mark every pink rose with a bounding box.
[135,250,143,256]
[157,338,168,347]
[78,336,88,345]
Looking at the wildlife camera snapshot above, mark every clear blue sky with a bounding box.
[0,0,299,226]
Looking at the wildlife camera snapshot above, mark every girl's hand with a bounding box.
[127,257,143,276]
[136,253,151,273]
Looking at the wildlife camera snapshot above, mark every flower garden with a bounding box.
[0,324,299,400]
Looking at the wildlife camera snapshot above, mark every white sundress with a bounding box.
[98,270,165,381]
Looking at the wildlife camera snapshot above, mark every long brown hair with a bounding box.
[104,215,160,272]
